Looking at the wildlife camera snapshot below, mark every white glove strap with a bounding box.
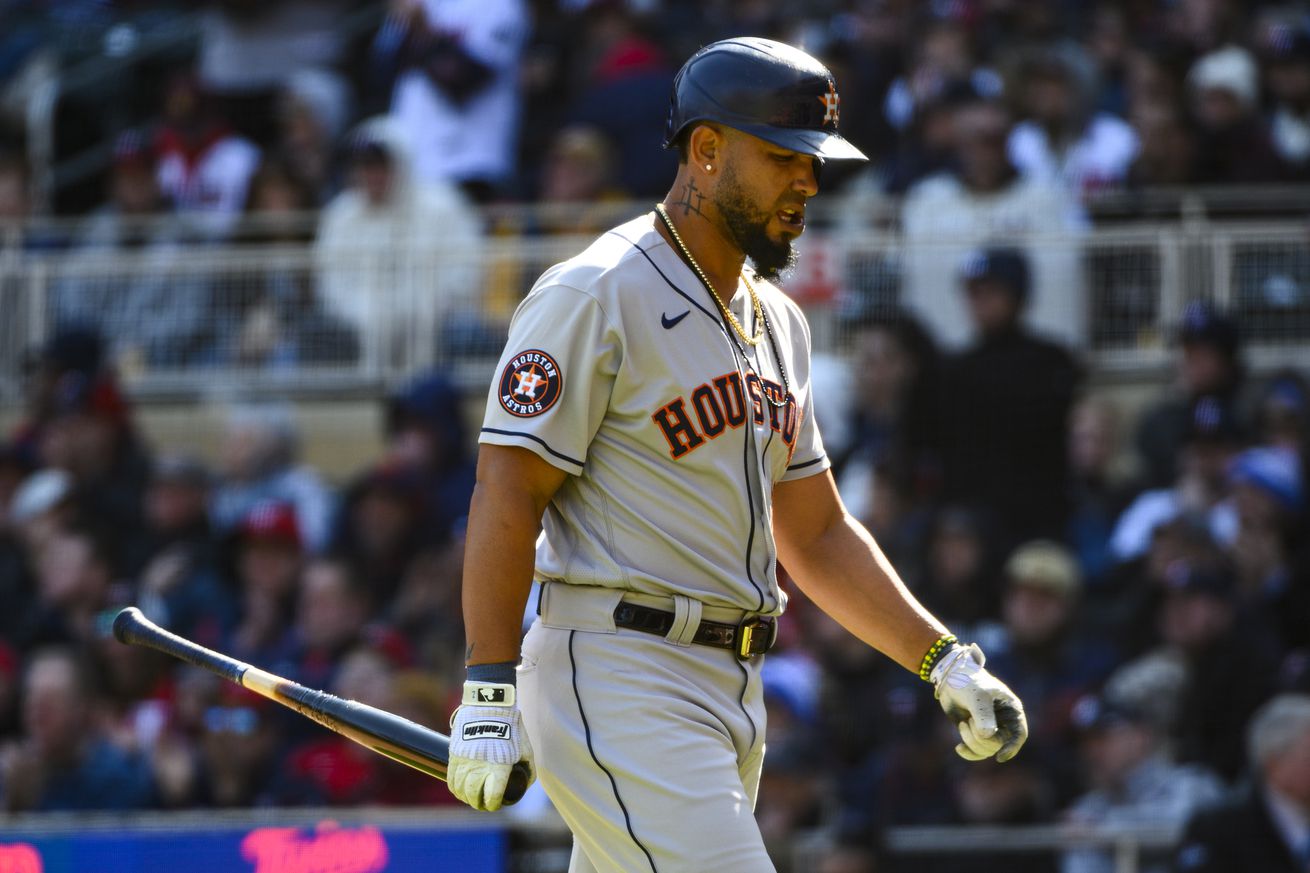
[462,681,516,707]
[930,642,984,695]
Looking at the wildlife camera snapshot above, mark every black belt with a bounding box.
[612,602,778,659]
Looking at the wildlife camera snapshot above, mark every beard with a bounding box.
[716,165,798,282]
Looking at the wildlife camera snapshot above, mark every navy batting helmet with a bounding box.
[663,37,868,162]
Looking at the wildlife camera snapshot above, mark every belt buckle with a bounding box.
[735,616,776,660]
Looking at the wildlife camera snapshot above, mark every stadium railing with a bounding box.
[1,207,1308,406]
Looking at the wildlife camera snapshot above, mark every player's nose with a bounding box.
[793,158,819,197]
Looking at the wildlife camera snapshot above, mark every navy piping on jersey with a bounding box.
[786,456,825,472]
[480,427,584,469]
[569,630,658,873]
[615,227,769,613]
[607,231,724,331]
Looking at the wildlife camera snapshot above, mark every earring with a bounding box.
[704,163,713,172]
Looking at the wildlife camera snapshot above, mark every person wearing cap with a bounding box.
[1007,49,1139,199]
[1188,45,1284,185]
[51,130,211,370]
[938,245,1082,551]
[452,36,1028,869]
[1158,560,1279,781]
[314,116,484,368]
[1174,693,1310,873]
[134,454,235,649]
[1136,300,1248,491]
[226,500,305,665]
[1062,686,1225,873]
[902,93,1087,350]
[1260,19,1310,180]
[1112,395,1245,564]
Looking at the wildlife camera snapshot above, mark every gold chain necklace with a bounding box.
[656,203,764,346]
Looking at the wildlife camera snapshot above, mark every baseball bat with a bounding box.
[112,606,530,806]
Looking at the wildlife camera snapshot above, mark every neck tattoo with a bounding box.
[655,203,791,406]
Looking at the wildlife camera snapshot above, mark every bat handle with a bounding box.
[505,762,531,806]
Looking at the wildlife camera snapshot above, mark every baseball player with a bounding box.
[448,37,1029,871]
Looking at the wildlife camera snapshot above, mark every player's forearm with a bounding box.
[784,514,949,674]
[461,479,542,666]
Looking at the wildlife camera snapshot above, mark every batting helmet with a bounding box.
[663,37,868,162]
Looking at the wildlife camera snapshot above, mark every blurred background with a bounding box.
[1,1,1310,871]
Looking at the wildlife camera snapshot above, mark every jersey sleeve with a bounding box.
[480,283,620,475]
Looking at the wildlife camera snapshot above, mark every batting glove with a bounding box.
[931,643,1028,763]
[448,681,534,811]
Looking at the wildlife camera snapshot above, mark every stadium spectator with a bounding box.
[1156,560,1279,780]
[281,656,455,806]
[938,247,1083,549]
[0,647,155,811]
[37,369,151,555]
[1135,301,1247,491]
[1187,46,1283,185]
[536,125,627,230]
[829,312,943,526]
[901,97,1087,350]
[195,687,285,807]
[1061,690,1225,873]
[1067,396,1134,585]
[558,5,675,200]
[379,0,529,199]
[314,117,483,368]
[154,71,261,240]
[912,505,1005,646]
[1257,18,1310,181]
[1126,100,1199,188]
[210,403,334,553]
[1007,50,1140,199]
[133,454,234,649]
[51,131,212,370]
[883,20,1001,141]
[18,524,117,650]
[10,326,104,468]
[217,156,359,369]
[225,500,305,668]
[987,541,1118,801]
[1112,397,1243,564]
[1173,693,1310,873]
[379,371,476,544]
[331,465,431,606]
[196,0,355,149]
[289,557,372,693]
[276,68,353,203]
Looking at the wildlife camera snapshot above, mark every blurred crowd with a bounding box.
[1,268,1309,873]
[0,2,1310,873]
[0,0,1308,369]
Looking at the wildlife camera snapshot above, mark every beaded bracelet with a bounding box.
[918,634,959,682]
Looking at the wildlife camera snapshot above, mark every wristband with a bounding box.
[918,634,959,682]
[467,661,518,686]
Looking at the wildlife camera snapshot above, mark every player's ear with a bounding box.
[687,124,723,174]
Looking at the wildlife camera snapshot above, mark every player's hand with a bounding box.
[447,681,534,811]
[930,643,1028,763]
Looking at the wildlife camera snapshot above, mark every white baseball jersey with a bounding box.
[480,212,829,615]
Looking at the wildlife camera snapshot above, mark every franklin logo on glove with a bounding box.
[463,721,511,740]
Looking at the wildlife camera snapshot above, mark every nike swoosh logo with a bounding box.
[661,310,690,329]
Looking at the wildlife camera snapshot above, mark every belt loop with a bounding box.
[665,594,702,647]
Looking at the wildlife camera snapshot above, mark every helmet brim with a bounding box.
[744,124,869,162]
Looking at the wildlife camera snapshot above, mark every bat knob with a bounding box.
[504,762,532,806]
[112,606,145,644]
